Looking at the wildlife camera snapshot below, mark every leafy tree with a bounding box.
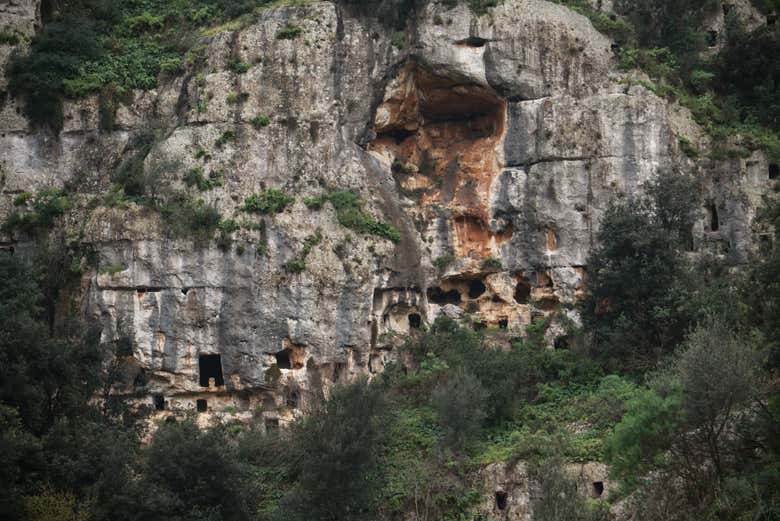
[716,24,780,133]
[606,320,768,515]
[581,172,701,370]
[0,405,44,519]
[7,6,104,128]
[0,253,101,434]
[124,420,248,521]
[530,457,611,521]
[432,368,487,451]
[281,379,387,521]
[613,0,717,56]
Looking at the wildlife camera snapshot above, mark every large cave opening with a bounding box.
[198,354,224,387]
[369,62,509,257]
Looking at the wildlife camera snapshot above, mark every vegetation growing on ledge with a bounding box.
[241,189,295,214]
[598,0,780,159]
[2,189,71,235]
[6,0,283,129]
[328,190,401,243]
[284,228,323,273]
[275,24,303,40]
[183,167,224,191]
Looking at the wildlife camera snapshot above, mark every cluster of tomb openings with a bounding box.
[592,481,605,498]
[770,163,779,180]
[427,287,462,305]
[199,354,224,387]
[275,349,292,369]
[495,490,508,510]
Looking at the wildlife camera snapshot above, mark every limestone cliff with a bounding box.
[0,0,775,517]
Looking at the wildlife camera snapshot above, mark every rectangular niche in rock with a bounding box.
[196,399,208,412]
[199,354,225,387]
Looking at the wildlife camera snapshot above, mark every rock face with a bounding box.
[474,460,612,520]
[0,0,775,508]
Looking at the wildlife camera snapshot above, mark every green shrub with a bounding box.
[160,197,224,239]
[228,59,250,74]
[215,130,236,147]
[0,30,20,45]
[481,257,502,270]
[216,218,240,249]
[285,229,323,273]
[99,263,125,276]
[183,167,224,191]
[3,189,71,235]
[328,190,401,243]
[124,11,165,33]
[276,24,302,40]
[390,31,405,49]
[13,192,32,206]
[432,254,455,269]
[159,56,182,74]
[242,189,295,214]
[303,194,327,210]
[225,92,248,104]
[250,114,271,129]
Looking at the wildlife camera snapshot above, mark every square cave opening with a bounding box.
[199,354,225,387]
